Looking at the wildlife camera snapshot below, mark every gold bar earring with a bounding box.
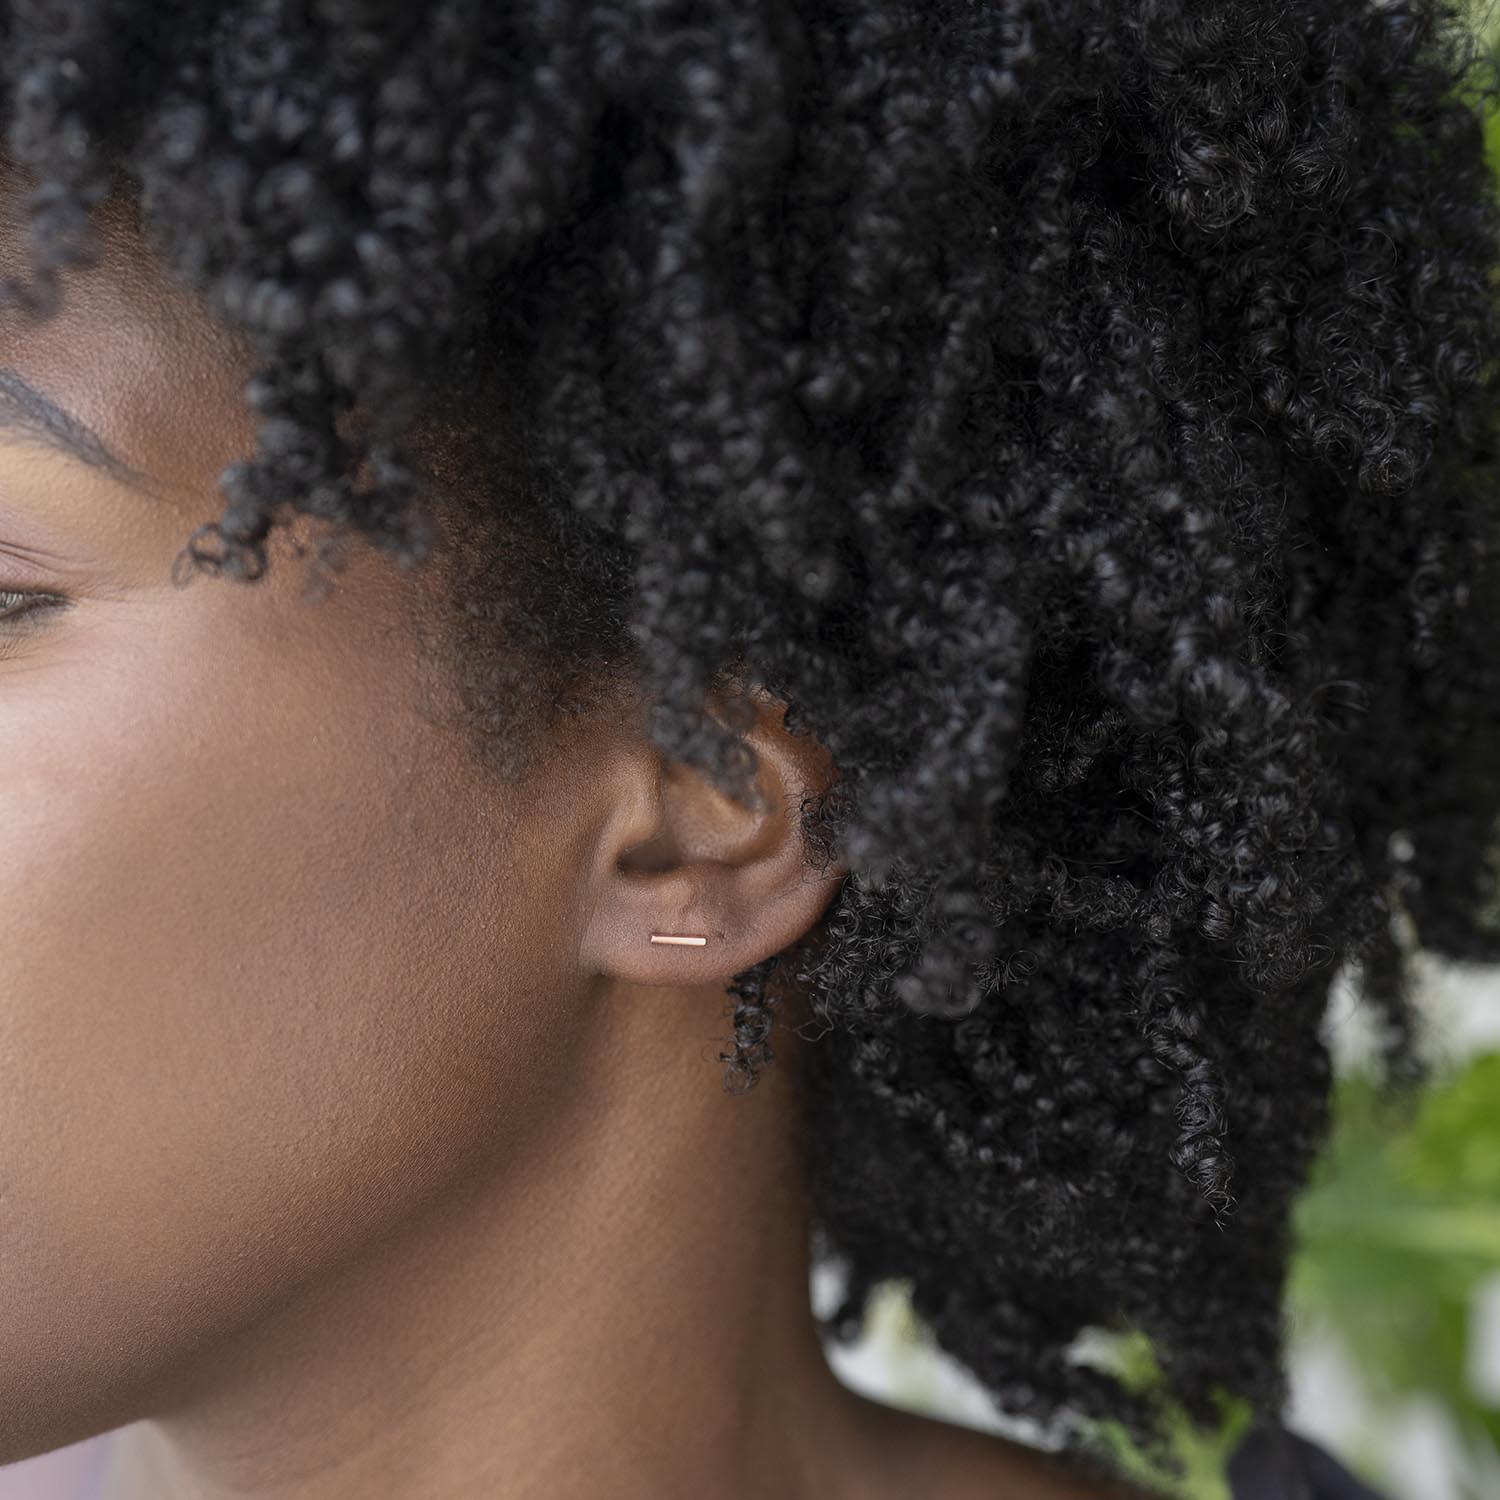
[649,933,708,946]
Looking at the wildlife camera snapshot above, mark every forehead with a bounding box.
[0,161,258,512]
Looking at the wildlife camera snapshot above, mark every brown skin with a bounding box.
[0,173,1153,1500]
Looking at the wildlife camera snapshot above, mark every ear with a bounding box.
[576,685,846,987]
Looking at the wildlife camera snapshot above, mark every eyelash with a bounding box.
[0,589,62,628]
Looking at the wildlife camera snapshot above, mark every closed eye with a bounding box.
[0,589,66,629]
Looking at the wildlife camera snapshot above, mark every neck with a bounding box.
[102,979,866,1500]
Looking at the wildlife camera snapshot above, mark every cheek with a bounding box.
[0,571,573,1460]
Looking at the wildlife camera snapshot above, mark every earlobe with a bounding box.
[577,686,845,988]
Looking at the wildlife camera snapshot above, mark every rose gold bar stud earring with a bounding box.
[649,933,708,946]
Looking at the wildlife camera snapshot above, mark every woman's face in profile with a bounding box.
[0,175,620,1455]
[0,155,863,1498]
[0,0,1488,1485]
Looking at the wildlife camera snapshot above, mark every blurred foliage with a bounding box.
[863,1038,1500,1497]
[1079,1331,1248,1500]
[1286,1051,1500,1490]
[1038,1044,1500,1500]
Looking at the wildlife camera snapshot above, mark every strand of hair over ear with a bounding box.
[720,953,781,1095]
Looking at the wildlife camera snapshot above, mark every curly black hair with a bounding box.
[6,0,1500,1460]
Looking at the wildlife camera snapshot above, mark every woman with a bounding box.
[0,1,1494,1496]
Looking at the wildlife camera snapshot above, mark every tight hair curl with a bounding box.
[5,0,1500,1455]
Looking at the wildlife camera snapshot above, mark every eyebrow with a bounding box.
[0,367,156,493]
